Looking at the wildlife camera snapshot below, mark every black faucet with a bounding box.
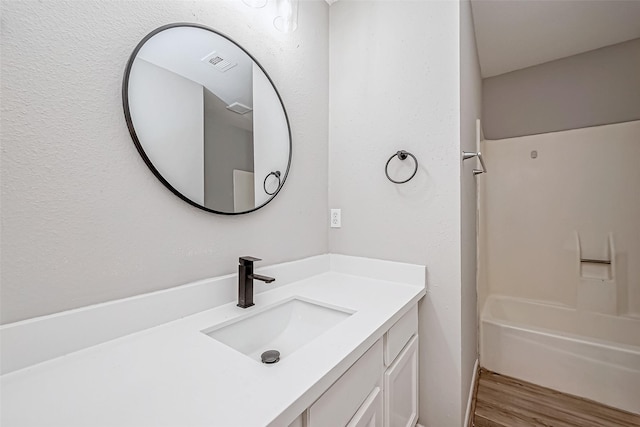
[238,256,275,308]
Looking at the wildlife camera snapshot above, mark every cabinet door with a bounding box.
[347,386,383,427]
[384,335,418,427]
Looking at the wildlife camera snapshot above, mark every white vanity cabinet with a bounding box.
[292,304,419,427]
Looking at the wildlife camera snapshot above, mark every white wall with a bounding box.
[252,63,290,206]
[460,0,482,418]
[329,1,469,425]
[478,121,640,317]
[129,59,205,205]
[2,3,484,425]
[0,0,329,323]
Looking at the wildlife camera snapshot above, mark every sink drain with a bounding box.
[261,349,280,364]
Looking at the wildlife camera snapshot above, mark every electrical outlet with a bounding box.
[330,209,341,228]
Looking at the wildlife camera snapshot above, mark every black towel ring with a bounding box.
[263,171,281,195]
[385,150,418,184]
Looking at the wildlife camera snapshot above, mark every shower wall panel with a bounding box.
[478,121,640,316]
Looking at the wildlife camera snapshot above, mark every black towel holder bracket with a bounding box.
[385,150,418,184]
[263,171,281,195]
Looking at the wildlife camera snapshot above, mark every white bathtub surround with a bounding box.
[478,120,640,318]
[480,295,640,414]
[1,255,425,427]
[477,116,640,417]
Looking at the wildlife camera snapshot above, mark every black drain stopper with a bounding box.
[261,350,280,364]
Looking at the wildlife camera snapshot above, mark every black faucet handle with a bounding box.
[239,256,261,266]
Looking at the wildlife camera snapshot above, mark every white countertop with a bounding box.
[1,256,425,427]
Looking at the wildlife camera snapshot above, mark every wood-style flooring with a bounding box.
[472,369,640,427]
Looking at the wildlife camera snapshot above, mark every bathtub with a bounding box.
[480,295,640,414]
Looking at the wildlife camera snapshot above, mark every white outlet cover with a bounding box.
[330,209,341,228]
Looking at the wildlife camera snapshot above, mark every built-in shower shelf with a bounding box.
[580,258,612,265]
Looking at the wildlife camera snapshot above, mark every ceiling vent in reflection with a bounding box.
[226,102,253,115]
[201,51,237,72]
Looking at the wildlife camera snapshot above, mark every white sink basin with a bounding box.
[203,297,354,363]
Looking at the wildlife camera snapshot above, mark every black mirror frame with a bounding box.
[122,23,292,215]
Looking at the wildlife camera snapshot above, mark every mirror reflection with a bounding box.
[124,24,291,214]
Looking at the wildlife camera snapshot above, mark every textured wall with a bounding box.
[0,0,329,323]
[478,121,640,316]
[460,0,481,419]
[329,1,464,425]
[482,38,640,140]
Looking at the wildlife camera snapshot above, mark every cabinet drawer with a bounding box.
[347,386,383,427]
[384,305,417,366]
[308,339,383,427]
[288,413,304,427]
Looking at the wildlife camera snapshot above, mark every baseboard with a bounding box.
[464,359,480,427]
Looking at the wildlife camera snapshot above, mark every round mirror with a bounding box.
[123,24,291,214]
